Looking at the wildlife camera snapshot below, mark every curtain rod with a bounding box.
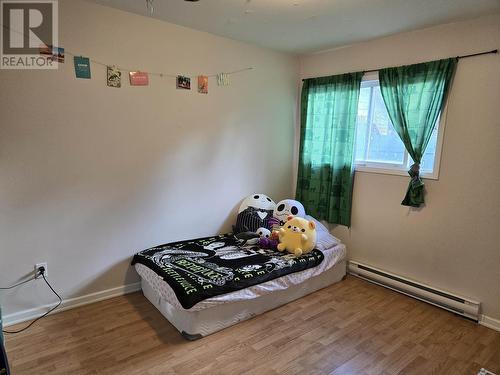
[302,49,498,81]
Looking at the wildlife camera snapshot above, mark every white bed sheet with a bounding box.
[134,243,346,312]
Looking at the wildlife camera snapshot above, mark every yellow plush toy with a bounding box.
[277,216,317,256]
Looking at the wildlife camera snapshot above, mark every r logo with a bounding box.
[1,0,58,69]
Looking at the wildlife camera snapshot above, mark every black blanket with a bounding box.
[132,234,324,309]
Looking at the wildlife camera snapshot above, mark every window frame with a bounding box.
[353,72,446,180]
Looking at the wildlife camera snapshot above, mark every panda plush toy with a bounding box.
[234,194,276,233]
[269,199,306,231]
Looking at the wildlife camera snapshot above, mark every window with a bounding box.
[354,73,445,179]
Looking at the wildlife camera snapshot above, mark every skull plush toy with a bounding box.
[238,194,275,214]
[269,199,306,231]
[234,194,276,234]
[256,227,271,239]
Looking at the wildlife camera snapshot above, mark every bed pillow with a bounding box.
[305,215,341,251]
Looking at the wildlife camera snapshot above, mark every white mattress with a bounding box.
[141,257,347,338]
[135,243,346,312]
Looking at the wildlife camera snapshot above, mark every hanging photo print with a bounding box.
[198,75,208,94]
[217,73,229,86]
[217,72,229,86]
[39,45,65,63]
[129,71,149,86]
[176,75,191,90]
[73,56,91,79]
[107,66,121,88]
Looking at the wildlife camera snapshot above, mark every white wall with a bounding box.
[0,0,297,318]
[2,0,498,327]
[299,14,500,321]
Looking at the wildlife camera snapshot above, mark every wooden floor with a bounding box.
[5,276,500,375]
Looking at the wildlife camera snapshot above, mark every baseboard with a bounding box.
[480,314,500,332]
[3,282,142,327]
[4,280,499,333]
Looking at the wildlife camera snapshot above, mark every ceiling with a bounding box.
[88,0,500,53]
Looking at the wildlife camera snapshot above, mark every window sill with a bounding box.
[354,164,439,180]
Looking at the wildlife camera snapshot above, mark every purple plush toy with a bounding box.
[256,227,278,250]
[259,237,279,250]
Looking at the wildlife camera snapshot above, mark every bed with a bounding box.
[132,231,346,340]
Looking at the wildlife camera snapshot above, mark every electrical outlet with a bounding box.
[35,262,48,279]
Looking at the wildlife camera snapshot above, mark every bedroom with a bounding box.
[0,0,499,374]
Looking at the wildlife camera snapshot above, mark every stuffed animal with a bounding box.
[259,237,279,250]
[256,227,271,239]
[256,227,278,249]
[269,199,306,231]
[277,216,317,257]
[238,194,275,214]
[234,194,276,233]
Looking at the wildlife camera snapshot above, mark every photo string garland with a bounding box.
[2,23,254,91]
[64,47,253,91]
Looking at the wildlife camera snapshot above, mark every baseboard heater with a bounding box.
[348,261,480,321]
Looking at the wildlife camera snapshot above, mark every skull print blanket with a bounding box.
[131,234,324,309]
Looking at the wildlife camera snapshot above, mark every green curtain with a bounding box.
[296,72,362,226]
[379,58,457,207]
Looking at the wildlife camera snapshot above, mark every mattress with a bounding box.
[137,243,346,338]
[135,243,346,312]
[141,255,347,339]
